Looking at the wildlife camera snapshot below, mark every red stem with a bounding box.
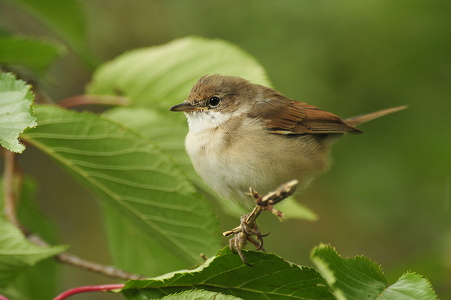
[53,284,125,300]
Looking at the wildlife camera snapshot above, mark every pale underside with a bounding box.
[185,109,337,203]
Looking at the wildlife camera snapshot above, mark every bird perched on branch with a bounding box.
[171,74,407,205]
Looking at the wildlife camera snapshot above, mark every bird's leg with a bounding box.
[223,180,298,264]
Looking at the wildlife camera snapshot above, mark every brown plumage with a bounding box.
[248,96,362,134]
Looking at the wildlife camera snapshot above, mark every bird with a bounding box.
[170,74,407,205]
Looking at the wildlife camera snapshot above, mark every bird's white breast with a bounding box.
[184,110,254,201]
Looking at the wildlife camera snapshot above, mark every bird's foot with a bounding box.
[223,180,298,265]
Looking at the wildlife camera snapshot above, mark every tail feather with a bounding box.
[345,105,408,126]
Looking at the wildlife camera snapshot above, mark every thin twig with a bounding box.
[27,234,145,281]
[223,180,298,237]
[58,95,130,108]
[56,253,144,280]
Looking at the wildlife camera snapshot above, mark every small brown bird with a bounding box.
[170,74,406,204]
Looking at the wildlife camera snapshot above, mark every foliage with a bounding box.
[311,245,438,300]
[0,34,65,75]
[122,247,333,300]
[118,246,437,300]
[0,0,447,299]
[159,290,242,300]
[88,36,270,109]
[4,0,93,67]
[0,218,65,287]
[0,72,36,153]
[22,104,221,275]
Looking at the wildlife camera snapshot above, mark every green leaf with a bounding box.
[0,218,66,286]
[159,290,243,300]
[377,273,438,300]
[0,34,65,75]
[21,105,221,275]
[7,0,93,67]
[87,36,271,111]
[101,200,202,276]
[121,248,334,300]
[0,72,37,153]
[12,177,60,300]
[311,244,438,300]
[277,197,318,221]
[311,244,387,299]
[103,107,192,176]
[0,285,30,300]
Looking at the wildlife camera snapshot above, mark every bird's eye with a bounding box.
[208,96,221,108]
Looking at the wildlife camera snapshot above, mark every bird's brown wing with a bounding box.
[248,96,361,134]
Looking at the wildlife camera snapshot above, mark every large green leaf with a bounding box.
[103,107,191,176]
[0,35,65,75]
[159,290,243,300]
[121,248,334,300]
[311,244,438,300]
[21,105,221,275]
[6,0,93,67]
[0,218,65,287]
[87,36,271,111]
[0,72,37,153]
[377,273,438,300]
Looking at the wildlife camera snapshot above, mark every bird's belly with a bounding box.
[186,129,247,199]
[186,129,331,203]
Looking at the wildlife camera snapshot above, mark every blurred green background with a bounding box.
[1,0,450,299]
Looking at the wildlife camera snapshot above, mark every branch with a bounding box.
[58,95,129,108]
[56,252,144,280]
[223,180,298,237]
[28,234,145,281]
[223,180,298,264]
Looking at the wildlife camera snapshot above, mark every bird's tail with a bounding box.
[345,105,408,126]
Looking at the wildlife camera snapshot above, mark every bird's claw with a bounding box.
[224,180,298,265]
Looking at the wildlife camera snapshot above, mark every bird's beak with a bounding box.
[169,102,206,112]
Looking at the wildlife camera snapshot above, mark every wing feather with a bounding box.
[248,95,361,135]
